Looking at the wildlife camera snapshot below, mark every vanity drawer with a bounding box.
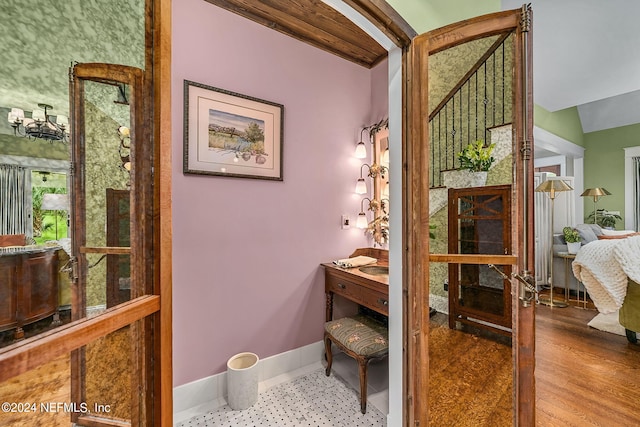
[326,275,362,301]
[361,288,389,316]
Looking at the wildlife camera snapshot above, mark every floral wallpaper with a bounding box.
[426,30,516,305]
[84,93,130,308]
[429,36,500,111]
[0,0,145,116]
[428,32,515,188]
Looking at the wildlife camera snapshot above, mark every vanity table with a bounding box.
[322,248,389,321]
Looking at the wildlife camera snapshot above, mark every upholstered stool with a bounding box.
[324,314,389,414]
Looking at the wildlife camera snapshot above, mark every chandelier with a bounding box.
[7,104,69,143]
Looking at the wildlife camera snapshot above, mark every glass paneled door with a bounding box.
[69,63,155,426]
[407,6,535,425]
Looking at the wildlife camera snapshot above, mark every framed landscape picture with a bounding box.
[183,80,284,180]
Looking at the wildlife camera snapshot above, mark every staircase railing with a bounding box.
[429,32,514,188]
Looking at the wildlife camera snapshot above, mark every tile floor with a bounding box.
[174,351,388,426]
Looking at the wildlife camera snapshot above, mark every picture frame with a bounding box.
[183,80,284,180]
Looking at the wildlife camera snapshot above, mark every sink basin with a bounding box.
[358,266,389,276]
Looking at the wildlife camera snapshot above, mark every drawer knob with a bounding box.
[378,298,388,306]
[338,283,346,289]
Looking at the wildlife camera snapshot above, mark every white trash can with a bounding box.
[226,352,260,410]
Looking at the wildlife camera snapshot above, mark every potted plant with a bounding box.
[587,209,622,229]
[458,140,496,172]
[563,226,581,254]
[444,141,496,188]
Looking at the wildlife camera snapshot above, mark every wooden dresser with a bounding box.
[0,246,60,340]
[322,248,389,321]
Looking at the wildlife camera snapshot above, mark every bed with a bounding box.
[572,234,640,342]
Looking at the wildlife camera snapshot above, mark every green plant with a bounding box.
[457,141,496,172]
[587,209,622,229]
[562,227,580,243]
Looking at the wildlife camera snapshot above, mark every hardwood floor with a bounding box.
[429,304,640,426]
[1,305,639,426]
[429,312,513,426]
[0,328,131,426]
[536,304,640,426]
[0,354,70,427]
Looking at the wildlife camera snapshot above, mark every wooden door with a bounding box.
[406,6,535,425]
[106,189,131,308]
[0,1,172,426]
[448,185,512,332]
[69,62,154,427]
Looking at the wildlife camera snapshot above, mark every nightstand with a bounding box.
[555,251,590,309]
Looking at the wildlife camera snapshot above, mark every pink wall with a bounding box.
[172,0,384,386]
[370,58,389,122]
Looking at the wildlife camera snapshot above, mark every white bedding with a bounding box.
[571,235,640,313]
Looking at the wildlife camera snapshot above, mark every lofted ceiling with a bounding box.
[502,0,640,134]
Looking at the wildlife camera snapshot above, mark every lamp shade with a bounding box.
[381,148,389,168]
[580,187,611,199]
[355,178,367,194]
[41,193,69,211]
[31,108,46,121]
[8,108,24,123]
[356,212,368,229]
[382,181,390,197]
[55,115,69,127]
[355,141,366,158]
[535,179,573,199]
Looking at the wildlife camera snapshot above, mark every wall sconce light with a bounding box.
[355,177,367,194]
[354,127,368,158]
[118,126,132,173]
[381,148,389,168]
[355,164,370,194]
[356,197,373,229]
[7,104,69,143]
[354,163,387,194]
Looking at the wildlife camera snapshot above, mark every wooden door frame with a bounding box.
[0,0,173,425]
[154,0,173,424]
[406,6,535,425]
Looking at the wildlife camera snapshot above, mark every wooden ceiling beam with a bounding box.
[204,0,417,68]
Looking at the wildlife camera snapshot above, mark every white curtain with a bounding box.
[534,172,575,287]
[0,164,28,235]
[634,156,640,231]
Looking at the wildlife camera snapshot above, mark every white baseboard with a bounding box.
[173,340,325,423]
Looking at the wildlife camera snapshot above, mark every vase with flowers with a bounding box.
[444,140,496,188]
[458,140,496,172]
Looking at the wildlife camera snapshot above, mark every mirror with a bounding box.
[371,123,390,246]
[427,28,517,425]
[78,78,133,314]
[0,153,70,349]
[355,119,389,247]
